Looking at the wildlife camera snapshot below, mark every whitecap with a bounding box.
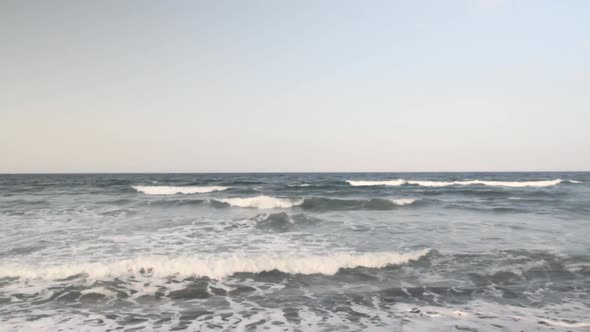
[217,195,303,209]
[346,180,406,186]
[133,185,228,195]
[0,249,431,280]
[390,198,417,206]
[346,179,564,188]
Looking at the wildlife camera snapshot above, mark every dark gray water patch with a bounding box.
[100,209,137,217]
[148,199,206,208]
[209,287,227,296]
[3,244,47,257]
[168,287,210,300]
[209,200,231,208]
[469,271,523,286]
[168,279,210,300]
[135,294,161,304]
[253,212,292,232]
[178,309,213,321]
[282,307,301,324]
[79,292,108,303]
[251,212,321,232]
[228,285,257,296]
[444,203,528,214]
[97,198,135,206]
[299,197,417,211]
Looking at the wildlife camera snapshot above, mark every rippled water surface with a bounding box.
[0,173,589,331]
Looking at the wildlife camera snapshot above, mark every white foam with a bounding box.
[80,287,116,297]
[0,249,430,280]
[218,195,303,209]
[410,179,563,187]
[346,180,406,186]
[346,179,564,188]
[390,198,417,206]
[132,185,228,195]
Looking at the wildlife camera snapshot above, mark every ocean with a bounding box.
[0,173,588,331]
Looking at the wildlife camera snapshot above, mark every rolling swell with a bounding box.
[0,249,431,280]
[209,196,418,210]
[299,197,417,210]
[346,179,575,187]
[133,186,229,195]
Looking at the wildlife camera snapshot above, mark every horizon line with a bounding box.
[1,170,589,175]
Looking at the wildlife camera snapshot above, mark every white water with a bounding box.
[0,249,430,280]
[218,195,304,209]
[346,180,406,187]
[390,198,416,205]
[132,185,229,195]
[347,179,565,187]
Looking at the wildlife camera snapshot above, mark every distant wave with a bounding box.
[299,197,417,210]
[0,249,430,280]
[212,196,417,210]
[216,195,303,209]
[347,179,567,188]
[133,185,229,195]
[347,180,406,187]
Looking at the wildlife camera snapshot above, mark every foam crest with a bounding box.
[346,180,406,186]
[0,249,430,280]
[409,179,563,187]
[391,198,416,205]
[133,186,228,195]
[347,179,564,187]
[218,195,303,209]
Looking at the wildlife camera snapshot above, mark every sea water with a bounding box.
[0,173,588,331]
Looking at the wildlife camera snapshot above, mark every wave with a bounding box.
[347,179,567,187]
[299,197,417,210]
[213,196,417,210]
[0,249,431,280]
[252,212,320,232]
[346,180,406,187]
[215,195,303,209]
[133,185,229,195]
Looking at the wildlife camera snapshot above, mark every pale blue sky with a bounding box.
[1,0,589,172]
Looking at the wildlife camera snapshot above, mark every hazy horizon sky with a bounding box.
[1,0,589,173]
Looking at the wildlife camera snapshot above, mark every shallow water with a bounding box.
[0,173,589,331]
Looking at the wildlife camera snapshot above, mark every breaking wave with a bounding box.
[212,196,417,210]
[133,186,229,195]
[0,249,431,280]
[216,195,303,209]
[346,180,406,187]
[347,179,567,187]
[299,197,416,210]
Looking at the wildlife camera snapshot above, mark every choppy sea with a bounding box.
[0,173,589,331]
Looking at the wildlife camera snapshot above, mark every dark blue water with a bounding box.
[1,173,589,331]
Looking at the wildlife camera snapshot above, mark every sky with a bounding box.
[1,0,589,173]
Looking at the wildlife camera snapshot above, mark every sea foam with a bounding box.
[347,179,565,187]
[346,180,406,187]
[216,196,416,210]
[0,249,430,280]
[390,198,416,205]
[217,195,304,209]
[133,186,228,195]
